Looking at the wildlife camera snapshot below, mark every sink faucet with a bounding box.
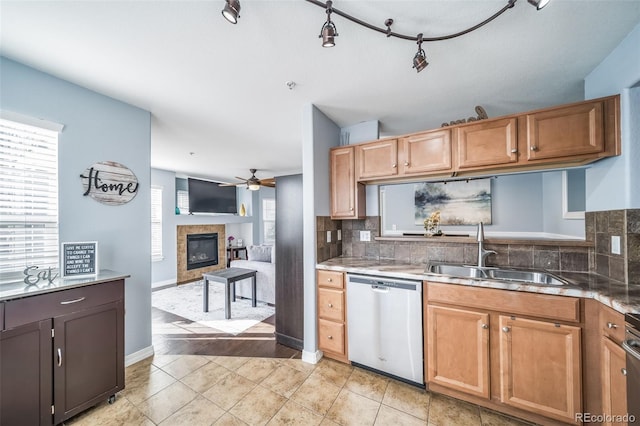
[476,222,496,268]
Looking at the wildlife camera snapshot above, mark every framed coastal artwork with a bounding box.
[414,179,492,225]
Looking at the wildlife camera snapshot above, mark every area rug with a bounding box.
[151,280,275,335]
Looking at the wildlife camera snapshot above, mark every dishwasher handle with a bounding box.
[623,338,640,362]
[371,285,389,293]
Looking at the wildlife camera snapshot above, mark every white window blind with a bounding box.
[176,189,189,214]
[151,186,163,260]
[0,118,59,285]
[262,198,275,243]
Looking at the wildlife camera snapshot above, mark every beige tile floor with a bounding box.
[64,354,535,426]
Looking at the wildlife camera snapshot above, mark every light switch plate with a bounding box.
[360,230,371,242]
[326,231,331,243]
[611,235,621,255]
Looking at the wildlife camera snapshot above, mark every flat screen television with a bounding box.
[188,178,238,214]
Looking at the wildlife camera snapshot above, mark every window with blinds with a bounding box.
[151,186,163,261]
[0,117,60,286]
[176,189,189,214]
[262,198,275,243]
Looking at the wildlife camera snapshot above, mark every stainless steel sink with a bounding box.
[426,263,570,286]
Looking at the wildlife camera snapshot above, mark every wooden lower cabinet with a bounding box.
[427,305,490,398]
[498,316,581,423]
[425,282,583,425]
[0,279,125,425]
[317,270,348,363]
[601,337,628,426]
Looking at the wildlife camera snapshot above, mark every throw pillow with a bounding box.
[247,245,272,263]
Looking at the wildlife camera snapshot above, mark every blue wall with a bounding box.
[1,57,152,357]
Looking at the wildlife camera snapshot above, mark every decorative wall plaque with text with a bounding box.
[80,161,139,205]
[62,241,98,278]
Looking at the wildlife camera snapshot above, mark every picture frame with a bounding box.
[61,241,98,278]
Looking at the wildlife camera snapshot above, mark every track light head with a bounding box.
[527,0,550,10]
[222,0,241,24]
[319,0,338,47]
[412,34,428,72]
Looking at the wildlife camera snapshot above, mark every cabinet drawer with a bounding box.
[318,288,344,322]
[317,270,344,289]
[427,282,580,323]
[4,280,124,329]
[600,305,625,343]
[318,318,345,355]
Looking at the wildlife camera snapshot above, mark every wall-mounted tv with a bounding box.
[188,178,238,214]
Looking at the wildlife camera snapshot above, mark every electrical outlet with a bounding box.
[360,230,371,242]
[392,224,397,231]
[611,235,621,255]
[326,231,331,243]
[337,230,342,241]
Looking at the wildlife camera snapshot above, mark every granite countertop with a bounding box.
[317,257,640,314]
[0,269,130,302]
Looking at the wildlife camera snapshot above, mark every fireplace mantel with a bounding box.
[177,224,225,284]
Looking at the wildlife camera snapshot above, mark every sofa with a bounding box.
[230,244,275,305]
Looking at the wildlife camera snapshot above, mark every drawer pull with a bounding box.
[607,322,618,329]
[57,348,62,367]
[60,297,86,305]
[327,335,333,340]
[622,368,627,376]
[328,303,333,308]
[511,148,518,153]
[327,278,333,282]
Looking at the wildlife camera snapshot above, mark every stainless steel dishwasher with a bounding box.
[346,274,424,386]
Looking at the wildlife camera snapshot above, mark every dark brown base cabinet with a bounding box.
[1,279,125,425]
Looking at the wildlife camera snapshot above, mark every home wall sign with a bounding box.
[80,161,139,205]
[62,241,98,278]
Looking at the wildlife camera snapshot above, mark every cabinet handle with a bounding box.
[327,278,333,282]
[502,326,510,333]
[530,146,539,152]
[511,149,518,154]
[60,297,85,305]
[392,164,397,168]
[350,207,354,211]
[607,322,618,329]
[328,303,333,308]
[404,161,409,166]
[327,335,333,340]
[622,368,627,376]
[481,324,489,329]
[57,348,62,367]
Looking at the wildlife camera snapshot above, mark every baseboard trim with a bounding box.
[152,278,176,290]
[125,345,154,367]
[275,332,303,350]
[302,350,323,364]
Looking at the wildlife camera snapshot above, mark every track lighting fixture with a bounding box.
[221,0,240,24]
[412,34,428,73]
[222,0,550,73]
[319,0,338,47]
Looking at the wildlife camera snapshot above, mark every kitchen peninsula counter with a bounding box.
[317,256,640,314]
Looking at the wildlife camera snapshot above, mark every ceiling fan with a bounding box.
[221,169,275,191]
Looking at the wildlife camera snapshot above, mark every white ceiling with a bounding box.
[1,0,639,184]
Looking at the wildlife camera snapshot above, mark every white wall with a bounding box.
[1,57,152,356]
[584,21,640,210]
[302,104,340,362]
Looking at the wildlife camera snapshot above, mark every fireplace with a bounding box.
[186,233,219,270]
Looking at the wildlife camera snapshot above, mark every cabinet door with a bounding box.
[53,300,124,424]
[356,139,398,180]
[524,100,604,161]
[499,316,581,423]
[399,130,452,175]
[330,146,365,219]
[454,118,518,169]
[427,305,490,398]
[601,337,628,426]
[1,319,53,426]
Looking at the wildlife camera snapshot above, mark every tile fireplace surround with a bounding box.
[177,224,226,284]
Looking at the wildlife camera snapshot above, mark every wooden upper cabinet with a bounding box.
[522,99,607,162]
[355,139,398,180]
[499,315,582,424]
[454,118,518,170]
[330,146,365,219]
[427,305,490,399]
[399,130,452,175]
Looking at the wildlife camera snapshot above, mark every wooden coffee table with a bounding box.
[202,267,257,319]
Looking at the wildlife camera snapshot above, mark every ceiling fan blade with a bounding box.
[234,176,248,181]
[218,182,239,187]
[261,182,276,188]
